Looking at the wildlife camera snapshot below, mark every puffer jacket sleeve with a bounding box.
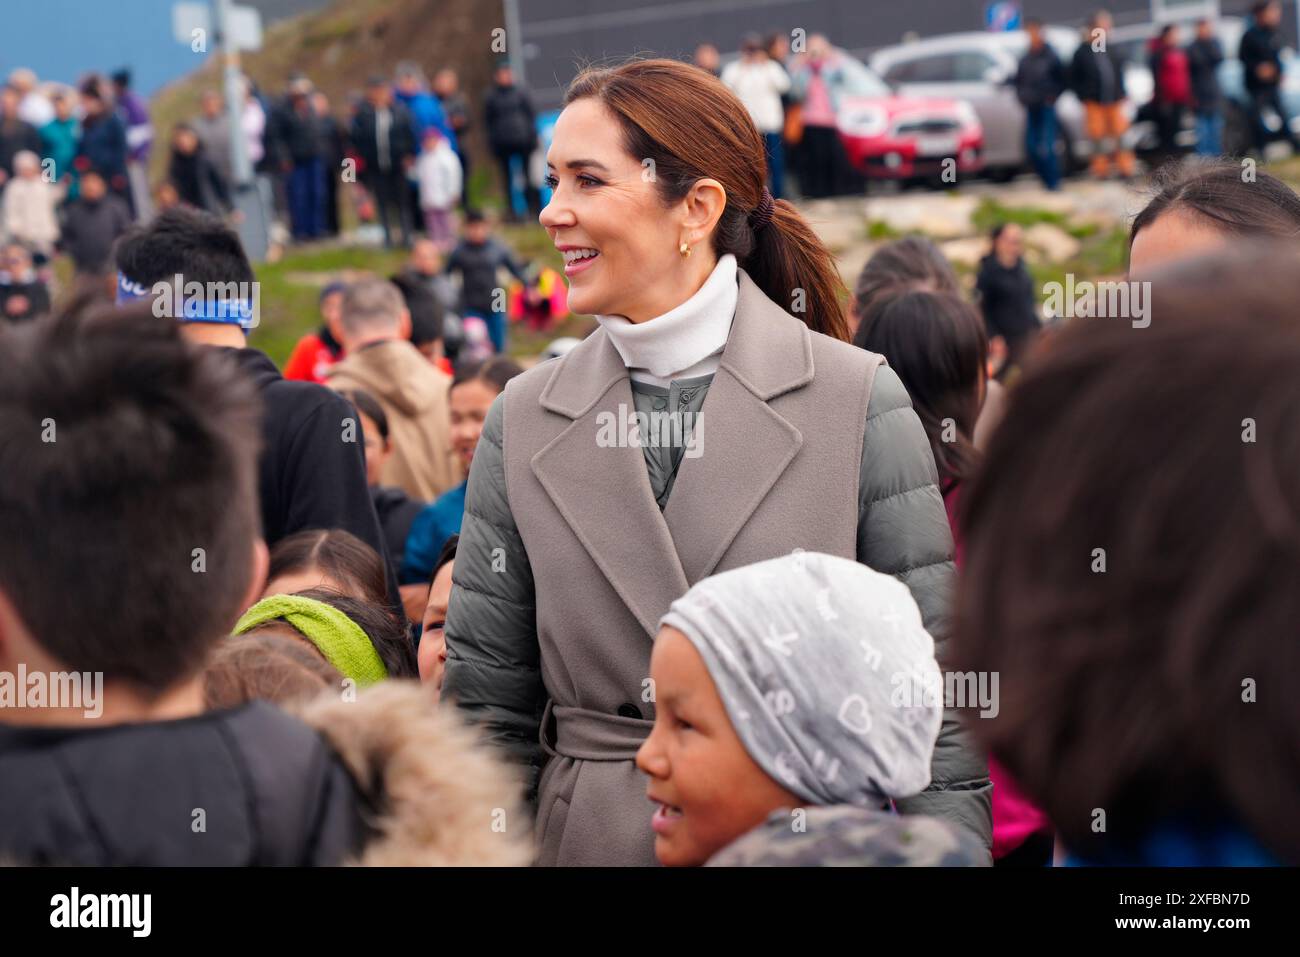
[442,394,546,794]
[856,365,993,858]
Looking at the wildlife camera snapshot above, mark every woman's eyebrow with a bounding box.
[546,158,611,173]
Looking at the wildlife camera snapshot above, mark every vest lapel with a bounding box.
[531,331,690,639]
[663,269,814,583]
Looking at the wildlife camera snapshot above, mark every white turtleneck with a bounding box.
[595,254,738,386]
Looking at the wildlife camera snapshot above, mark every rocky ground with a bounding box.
[801,174,1143,302]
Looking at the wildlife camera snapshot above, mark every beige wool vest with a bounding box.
[502,269,881,866]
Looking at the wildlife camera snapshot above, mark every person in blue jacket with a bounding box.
[76,79,129,208]
[394,62,456,234]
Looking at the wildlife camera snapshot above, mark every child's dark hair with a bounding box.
[854,290,987,484]
[339,389,389,442]
[203,630,343,709]
[464,208,486,224]
[0,293,263,691]
[952,243,1300,863]
[451,355,525,395]
[268,528,390,609]
[115,206,256,287]
[291,587,417,678]
[1130,157,1300,249]
[432,533,459,582]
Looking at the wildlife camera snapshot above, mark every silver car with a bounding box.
[870,28,1147,178]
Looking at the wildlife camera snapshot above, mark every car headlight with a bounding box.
[953,101,980,131]
[838,106,888,138]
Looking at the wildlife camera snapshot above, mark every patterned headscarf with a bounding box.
[659,551,943,806]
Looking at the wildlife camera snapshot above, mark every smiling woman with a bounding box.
[442,57,991,867]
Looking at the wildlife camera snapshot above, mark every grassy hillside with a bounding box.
[151,0,503,180]
[246,226,588,368]
[146,0,589,366]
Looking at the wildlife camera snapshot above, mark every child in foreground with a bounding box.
[636,551,987,867]
[0,297,524,866]
[952,244,1300,866]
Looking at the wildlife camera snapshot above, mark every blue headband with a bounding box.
[116,271,148,304]
[115,271,257,330]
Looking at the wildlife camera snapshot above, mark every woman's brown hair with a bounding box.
[565,58,849,341]
[851,235,961,328]
[268,528,390,610]
[854,290,987,485]
[952,243,1300,863]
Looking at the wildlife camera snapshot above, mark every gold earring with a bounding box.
[679,242,691,258]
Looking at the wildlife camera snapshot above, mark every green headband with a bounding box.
[234,593,388,687]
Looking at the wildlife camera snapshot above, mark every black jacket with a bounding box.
[317,112,349,166]
[1069,43,1127,104]
[0,279,51,322]
[391,267,446,345]
[77,111,129,184]
[59,194,132,275]
[168,146,231,213]
[0,702,369,865]
[272,99,326,163]
[223,349,397,593]
[443,237,528,316]
[1240,22,1285,94]
[976,254,1039,341]
[1187,38,1224,109]
[0,117,41,179]
[1015,45,1067,109]
[438,91,472,141]
[372,484,425,571]
[484,83,537,154]
[349,102,417,177]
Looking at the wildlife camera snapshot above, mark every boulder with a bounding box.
[1022,222,1081,263]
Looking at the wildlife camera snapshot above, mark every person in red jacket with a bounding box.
[1149,24,1192,163]
[284,281,347,382]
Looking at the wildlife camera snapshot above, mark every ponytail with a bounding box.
[744,198,849,341]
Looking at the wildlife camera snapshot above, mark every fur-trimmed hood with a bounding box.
[294,680,533,866]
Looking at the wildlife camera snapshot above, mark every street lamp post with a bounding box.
[211,0,268,260]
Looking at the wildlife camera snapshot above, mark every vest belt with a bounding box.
[540,699,654,762]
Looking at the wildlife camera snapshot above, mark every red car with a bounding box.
[801,50,983,182]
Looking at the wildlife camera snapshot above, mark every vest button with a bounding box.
[617,703,642,719]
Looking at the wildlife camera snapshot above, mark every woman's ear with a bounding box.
[681,178,728,245]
